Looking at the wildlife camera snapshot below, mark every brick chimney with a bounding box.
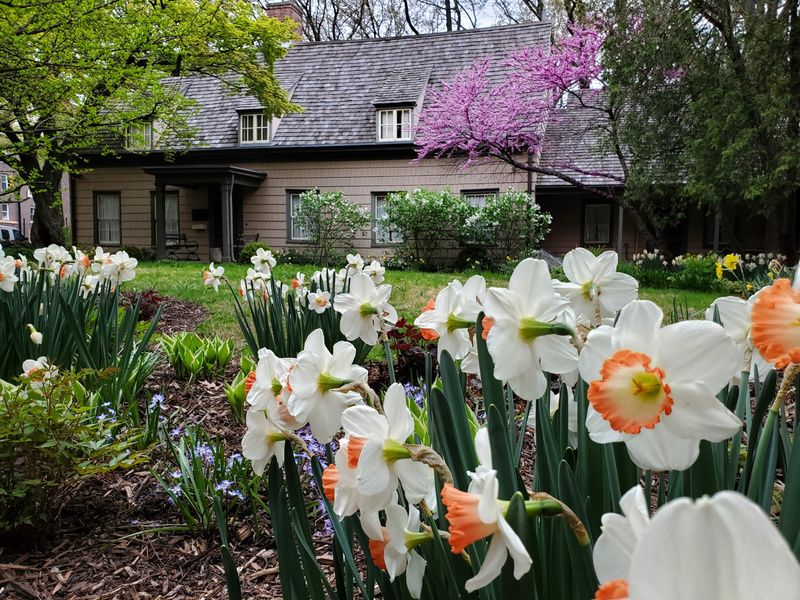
[264,1,303,34]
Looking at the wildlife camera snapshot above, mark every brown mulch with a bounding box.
[155,297,208,336]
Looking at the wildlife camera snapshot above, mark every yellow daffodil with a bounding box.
[715,261,723,280]
[723,253,740,271]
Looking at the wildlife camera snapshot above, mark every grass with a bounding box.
[130,260,721,347]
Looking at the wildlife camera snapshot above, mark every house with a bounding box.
[69,10,754,263]
[0,163,72,242]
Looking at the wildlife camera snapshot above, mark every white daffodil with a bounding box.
[242,409,288,475]
[307,290,332,314]
[79,274,100,298]
[483,258,578,401]
[441,468,532,593]
[526,386,578,447]
[334,272,397,345]
[72,247,91,274]
[203,263,224,291]
[91,247,110,273]
[27,324,42,346]
[593,486,650,585]
[370,504,429,599]
[101,251,137,283]
[251,247,276,273]
[246,349,301,430]
[322,440,387,539]
[346,253,365,277]
[33,244,71,271]
[341,383,434,509]
[20,356,58,388]
[287,329,367,443]
[0,256,18,292]
[414,276,485,361]
[593,488,800,599]
[705,295,770,381]
[578,300,741,471]
[364,260,386,284]
[553,247,638,326]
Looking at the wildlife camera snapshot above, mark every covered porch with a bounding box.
[143,165,266,262]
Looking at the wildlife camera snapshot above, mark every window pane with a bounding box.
[0,175,8,191]
[1,204,8,220]
[289,193,309,240]
[97,193,120,245]
[165,193,180,236]
[584,204,610,245]
[373,194,402,244]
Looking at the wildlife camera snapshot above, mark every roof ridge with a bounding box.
[292,21,551,48]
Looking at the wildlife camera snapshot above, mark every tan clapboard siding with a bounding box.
[74,158,532,260]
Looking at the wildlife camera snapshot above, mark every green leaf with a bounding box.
[779,427,800,557]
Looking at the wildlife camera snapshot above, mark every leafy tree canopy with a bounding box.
[0,0,299,244]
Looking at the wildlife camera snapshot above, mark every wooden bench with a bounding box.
[165,233,199,261]
[234,232,260,261]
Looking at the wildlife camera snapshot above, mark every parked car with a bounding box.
[0,225,26,242]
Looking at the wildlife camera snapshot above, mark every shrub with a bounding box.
[460,189,552,267]
[0,371,143,533]
[239,241,273,265]
[669,253,723,291]
[383,189,473,269]
[294,190,371,265]
[121,245,156,261]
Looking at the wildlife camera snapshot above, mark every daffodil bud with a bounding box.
[27,324,42,345]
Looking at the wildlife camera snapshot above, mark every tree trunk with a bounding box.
[31,189,66,246]
[30,165,66,246]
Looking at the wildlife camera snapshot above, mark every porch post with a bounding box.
[616,202,624,255]
[713,211,721,252]
[221,175,234,262]
[155,179,167,260]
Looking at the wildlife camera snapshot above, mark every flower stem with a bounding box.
[748,363,799,501]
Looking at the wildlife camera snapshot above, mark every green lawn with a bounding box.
[130,261,720,344]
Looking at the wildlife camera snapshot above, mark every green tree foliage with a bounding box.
[0,0,299,244]
[605,0,800,253]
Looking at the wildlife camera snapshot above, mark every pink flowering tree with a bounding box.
[415,23,663,249]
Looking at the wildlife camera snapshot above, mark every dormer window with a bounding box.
[125,122,154,150]
[377,108,412,141]
[240,112,270,144]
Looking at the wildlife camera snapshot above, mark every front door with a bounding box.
[208,184,244,257]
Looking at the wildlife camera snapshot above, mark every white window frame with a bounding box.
[29,206,35,221]
[1,204,9,221]
[376,108,412,142]
[0,174,8,192]
[372,193,402,245]
[584,203,611,246]
[239,112,271,144]
[462,189,498,208]
[95,192,122,245]
[287,191,310,242]
[125,122,154,150]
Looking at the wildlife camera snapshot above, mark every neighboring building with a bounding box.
[0,164,71,242]
[69,17,742,262]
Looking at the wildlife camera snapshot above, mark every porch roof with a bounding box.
[142,165,266,188]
